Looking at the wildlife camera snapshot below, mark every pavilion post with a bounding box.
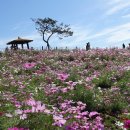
[12,44,15,49]
[27,43,29,49]
[11,44,13,50]
[21,44,24,49]
[14,44,17,50]
[16,44,18,49]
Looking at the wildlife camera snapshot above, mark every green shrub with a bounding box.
[68,85,96,111]
[93,75,112,89]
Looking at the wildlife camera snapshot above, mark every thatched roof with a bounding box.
[7,37,33,45]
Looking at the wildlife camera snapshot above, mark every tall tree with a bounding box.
[32,18,73,50]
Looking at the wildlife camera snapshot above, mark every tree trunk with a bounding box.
[42,33,51,50]
[47,42,50,50]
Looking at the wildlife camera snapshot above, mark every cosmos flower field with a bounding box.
[0,48,130,130]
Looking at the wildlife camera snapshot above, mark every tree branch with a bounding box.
[42,29,47,42]
[47,32,54,42]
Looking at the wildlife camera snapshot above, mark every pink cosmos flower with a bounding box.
[66,81,77,87]
[26,98,36,106]
[57,73,69,81]
[15,109,23,115]
[20,114,27,120]
[23,62,36,69]
[53,115,66,127]
[26,99,47,113]
[89,111,99,117]
[86,76,93,82]
[35,101,46,112]
[14,102,21,108]
[124,120,130,129]
[23,109,32,113]
[8,128,19,130]
[8,128,29,130]
[61,88,69,93]
[65,125,75,130]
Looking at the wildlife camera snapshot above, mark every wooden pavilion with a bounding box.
[7,37,33,50]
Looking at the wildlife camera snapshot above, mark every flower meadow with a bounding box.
[0,48,130,130]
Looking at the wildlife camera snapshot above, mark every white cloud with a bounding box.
[86,22,130,46]
[26,23,130,48]
[122,14,130,18]
[56,25,92,48]
[108,0,122,5]
[38,24,93,49]
[88,22,130,37]
[0,38,11,51]
[23,32,41,40]
[107,30,130,42]
[71,25,91,42]
[106,0,130,15]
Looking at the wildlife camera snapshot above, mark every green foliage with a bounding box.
[0,116,20,130]
[66,55,75,61]
[103,115,122,130]
[66,85,96,111]
[18,114,54,130]
[93,87,128,115]
[0,114,56,130]
[93,75,112,89]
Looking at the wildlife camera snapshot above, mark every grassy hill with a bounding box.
[0,48,130,130]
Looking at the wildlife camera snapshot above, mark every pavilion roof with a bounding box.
[7,37,33,45]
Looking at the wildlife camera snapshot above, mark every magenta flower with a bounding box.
[66,81,77,87]
[53,115,66,127]
[89,111,99,117]
[57,73,69,81]
[8,128,29,130]
[15,109,23,115]
[61,87,69,93]
[35,101,46,112]
[23,109,32,113]
[26,98,36,106]
[23,62,36,69]
[65,125,75,130]
[26,99,47,113]
[124,120,130,129]
[8,128,19,130]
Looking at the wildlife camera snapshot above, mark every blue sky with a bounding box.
[0,0,130,50]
